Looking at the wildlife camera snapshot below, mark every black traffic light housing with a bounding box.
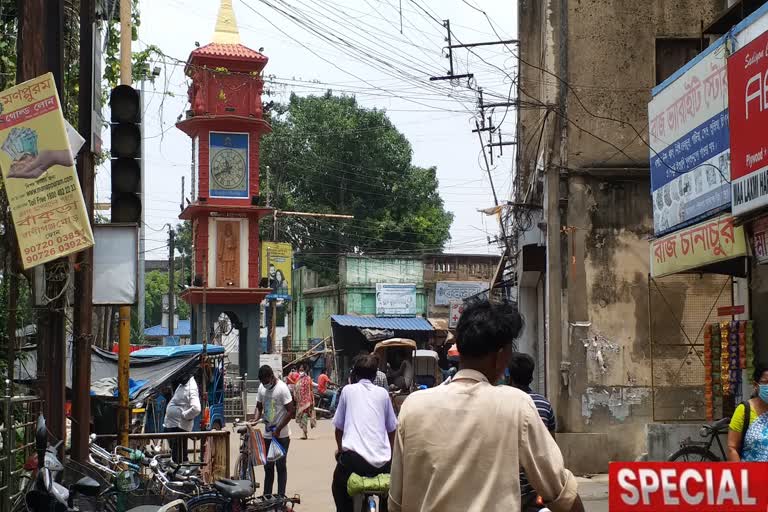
[110,85,141,223]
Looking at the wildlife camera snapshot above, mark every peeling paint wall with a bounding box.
[517,0,728,467]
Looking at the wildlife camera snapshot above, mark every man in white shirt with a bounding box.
[332,354,398,512]
[254,365,295,496]
[163,374,201,463]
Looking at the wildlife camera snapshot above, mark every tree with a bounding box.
[144,270,190,328]
[175,221,192,286]
[260,92,453,282]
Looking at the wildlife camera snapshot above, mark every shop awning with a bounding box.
[331,315,434,331]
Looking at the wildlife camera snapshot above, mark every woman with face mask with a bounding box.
[728,363,768,461]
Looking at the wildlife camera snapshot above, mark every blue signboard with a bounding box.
[648,40,730,236]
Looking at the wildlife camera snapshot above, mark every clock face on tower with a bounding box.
[209,132,249,198]
[211,149,246,189]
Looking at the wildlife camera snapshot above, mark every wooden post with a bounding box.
[72,0,96,463]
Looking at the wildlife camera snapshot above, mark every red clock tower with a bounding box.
[177,0,271,375]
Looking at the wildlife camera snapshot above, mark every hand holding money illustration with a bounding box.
[7,150,74,179]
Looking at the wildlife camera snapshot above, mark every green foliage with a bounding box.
[260,92,453,282]
[144,270,190,328]
[175,222,193,286]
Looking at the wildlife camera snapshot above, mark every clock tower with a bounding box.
[177,0,271,376]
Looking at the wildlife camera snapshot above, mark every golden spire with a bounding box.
[213,0,241,44]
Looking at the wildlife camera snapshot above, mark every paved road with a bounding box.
[232,418,609,511]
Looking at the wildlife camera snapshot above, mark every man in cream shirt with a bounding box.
[389,300,584,512]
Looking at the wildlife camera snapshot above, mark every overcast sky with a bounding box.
[102,0,517,258]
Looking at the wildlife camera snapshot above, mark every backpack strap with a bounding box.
[740,400,752,459]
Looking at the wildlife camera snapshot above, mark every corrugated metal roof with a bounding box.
[144,319,191,338]
[331,315,434,331]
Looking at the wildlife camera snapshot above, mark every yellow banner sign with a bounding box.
[261,242,292,293]
[0,73,93,269]
[650,215,747,278]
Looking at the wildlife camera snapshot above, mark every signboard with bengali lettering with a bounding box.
[0,73,94,269]
[648,40,730,236]
[749,215,768,264]
[650,214,747,278]
[435,281,486,306]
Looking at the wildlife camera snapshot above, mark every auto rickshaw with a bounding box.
[373,338,416,414]
[414,349,443,388]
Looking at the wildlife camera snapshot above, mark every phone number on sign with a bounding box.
[23,235,87,265]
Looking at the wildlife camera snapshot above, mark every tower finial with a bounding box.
[213,0,240,44]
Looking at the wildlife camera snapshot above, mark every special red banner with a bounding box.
[609,462,768,511]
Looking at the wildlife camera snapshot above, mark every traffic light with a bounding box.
[109,85,141,223]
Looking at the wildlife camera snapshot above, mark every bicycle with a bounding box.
[232,419,263,484]
[667,417,729,461]
[347,472,390,512]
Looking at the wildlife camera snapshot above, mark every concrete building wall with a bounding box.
[341,255,423,286]
[516,0,728,468]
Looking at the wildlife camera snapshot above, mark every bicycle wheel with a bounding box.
[186,493,229,512]
[667,446,721,462]
[235,453,256,484]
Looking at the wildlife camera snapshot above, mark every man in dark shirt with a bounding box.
[508,352,556,511]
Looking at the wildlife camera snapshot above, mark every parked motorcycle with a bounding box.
[24,414,186,512]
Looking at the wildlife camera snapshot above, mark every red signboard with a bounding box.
[609,462,768,511]
[718,305,745,316]
[727,30,768,216]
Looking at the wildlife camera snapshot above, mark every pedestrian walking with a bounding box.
[332,354,397,512]
[728,363,768,461]
[254,365,295,496]
[163,373,201,463]
[388,300,584,512]
[294,364,317,439]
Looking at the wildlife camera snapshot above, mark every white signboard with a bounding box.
[648,40,730,236]
[448,301,465,329]
[376,283,416,317]
[260,354,283,380]
[92,224,137,305]
[435,281,486,306]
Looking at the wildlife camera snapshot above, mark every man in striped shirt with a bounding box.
[509,352,556,512]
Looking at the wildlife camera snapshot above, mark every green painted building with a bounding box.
[292,255,427,350]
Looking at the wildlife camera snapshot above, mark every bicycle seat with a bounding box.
[347,473,390,497]
[214,478,255,499]
[237,426,248,434]
[704,417,730,434]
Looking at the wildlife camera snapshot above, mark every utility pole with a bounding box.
[137,78,146,331]
[72,0,96,463]
[117,0,132,449]
[268,210,277,353]
[18,0,66,452]
[168,228,176,337]
[429,20,474,82]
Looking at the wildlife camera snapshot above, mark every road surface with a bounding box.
[232,418,609,511]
